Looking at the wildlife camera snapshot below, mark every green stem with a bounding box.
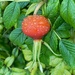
[53,30,61,40]
[25,41,39,69]
[42,40,61,56]
[33,1,45,15]
[37,40,43,73]
[33,40,42,61]
[33,40,43,72]
[33,40,38,62]
[37,40,42,62]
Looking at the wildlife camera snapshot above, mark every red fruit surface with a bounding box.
[22,15,50,39]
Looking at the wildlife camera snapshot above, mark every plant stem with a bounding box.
[33,40,42,61]
[33,1,45,15]
[37,40,42,61]
[53,30,61,40]
[33,40,43,72]
[42,40,61,56]
[33,40,38,62]
[37,40,43,72]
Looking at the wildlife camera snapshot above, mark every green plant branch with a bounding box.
[37,40,41,61]
[37,40,43,73]
[42,40,61,56]
[25,40,39,70]
[33,40,38,62]
[33,1,45,15]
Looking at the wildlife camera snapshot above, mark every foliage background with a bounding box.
[0,0,75,75]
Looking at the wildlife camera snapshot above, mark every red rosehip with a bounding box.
[22,15,50,39]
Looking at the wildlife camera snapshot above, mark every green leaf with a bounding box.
[25,37,33,49]
[22,49,32,61]
[12,72,26,75]
[0,66,11,75]
[50,31,58,52]
[51,62,65,75]
[59,39,75,68]
[0,44,10,58]
[9,28,26,46]
[30,62,37,75]
[15,0,30,2]
[52,16,64,29]
[56,30,70,38]
[49,55,62,67]
[0,17,3,23]
[60,0,75,28]
[44,31,51,44]
[0,60,3,69]
[4,56,15,67]
[0,0,30,1]
[0,2,8,10]
[55,23,71,38]
[0,0,13,1]
[56,23,71,31]
[73,69,75,75]
[12,48,19,57]
[63,70,71,75]
[18,2,29,8]
[11,67,25,73]
[40,44,52,66]
[14,53,25,68]
[4,71,11,75]
[25,3,38,15]
[35,70,45,75]
[0,49,8,59]
[30,0,41,3]
[42,0,59,18]
[59,0,63,3]
[3,2,20,29]
[17,14,26,28]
